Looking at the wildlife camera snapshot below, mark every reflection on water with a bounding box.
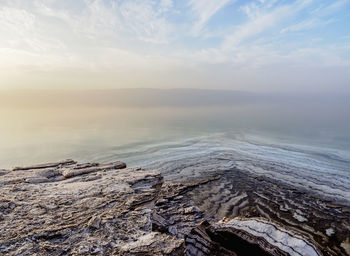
[0,102,350,169]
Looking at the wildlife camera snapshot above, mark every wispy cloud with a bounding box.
[311,0,350,16]
[222,0,314,49]
[280,18,335,33]
[0,0,349,91]
[189,0,234,36]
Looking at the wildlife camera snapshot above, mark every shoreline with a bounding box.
[0,160,348,255]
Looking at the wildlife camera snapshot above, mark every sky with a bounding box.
[0,0,350,92]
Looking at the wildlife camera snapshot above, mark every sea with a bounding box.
[1,101,349,205]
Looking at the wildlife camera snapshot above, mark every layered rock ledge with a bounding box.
[0,160,326,255]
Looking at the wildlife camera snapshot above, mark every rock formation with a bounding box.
[0,160,343,255]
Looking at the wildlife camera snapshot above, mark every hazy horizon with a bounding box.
[1,87,349,107]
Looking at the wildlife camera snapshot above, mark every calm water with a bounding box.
[1,103,350,205]
[1,103,350,169]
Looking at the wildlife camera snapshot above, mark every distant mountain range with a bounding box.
[0,88,348,107]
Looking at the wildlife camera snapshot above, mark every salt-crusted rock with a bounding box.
[0,169,8,176]
[184,217,323,256]
[61,161,126,178]
[0,159,337,256]
[12,159,76,171]
[87,216,102,229]
[119,232,185,256]
[216,217,322,256]
[185,167,350,256]
[0,160,182,255]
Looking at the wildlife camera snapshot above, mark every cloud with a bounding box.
[158,0,173,13]
[221,7,287,49]
[279,0,349,34]
[311,0,350,16]
[184,0,350,75]
[117,0,174,44]
[0,6,35,40]
[189,0,233,36]
[280,18,335,33]
[0,0,350,91]
[0,0,178,71]
[222,0,315,49]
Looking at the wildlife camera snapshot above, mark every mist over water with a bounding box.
[1,89,350,170]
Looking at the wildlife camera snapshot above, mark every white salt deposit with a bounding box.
[221,218,321,256]
[326,228,335,236]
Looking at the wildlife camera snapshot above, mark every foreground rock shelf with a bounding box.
[0,160,337,255]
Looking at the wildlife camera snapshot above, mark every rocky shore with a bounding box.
[0,160,343,255]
